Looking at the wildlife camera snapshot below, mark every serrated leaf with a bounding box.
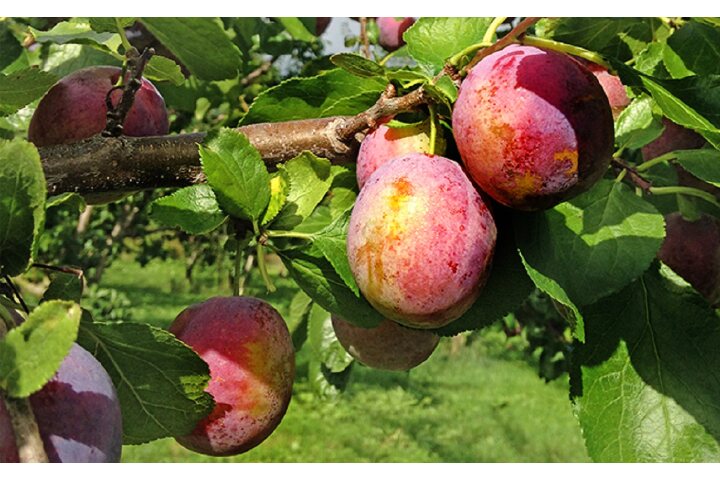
[666,21,720,77]
[144,55,185,86]
[0,69,58,115]
[516,179,665,308]
[330,53,386,78]
[404,17,494,74]
[241,68,386,125]
[0,139,46,277]
[260,173,289,226]
[46,192,86,212]
[662,43,695,79]
[76,313,214,444]
[277,17,316,42]
[279,245,382,329]
[271,152,332,230]
[313,211,359,296]
[41,271,83,303]
[433,229,534,337]
[88,18,136,34]
[42,43,120,77]
[307,303,353,373]
[573,267,720,461]
[0,301,81,398]
[672,149,720,186]
[29,20,121,51]
[199,129,270,223]
[141,18,242,81]
[615,96,664,150]
[150,184,227,235]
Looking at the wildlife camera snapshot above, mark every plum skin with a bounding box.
[0,344,123,463]
[377,17,415,51]
[658,212,720,306]
[331,316,439,371]
[28,66,169,147]
[452,44,614,211]
[169,296,295,456]
[356,119,435,188]
[347,153,497,329]
[584,62,630,119]
[642,118,706,161]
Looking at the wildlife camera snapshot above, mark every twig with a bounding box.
[103,47,155,137]
[359,17,371,59]
[1,394,49,463]
[462,17,540,75]
[240,62,273,87]
[32,263,85,280]
[612,158,653,192]
[2,275,29,315]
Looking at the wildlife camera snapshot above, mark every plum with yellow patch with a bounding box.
[169,296,295,456]
[356,118,438,188]
[452,44,614,210]
[331,316,439,371]
[347,153,497,329]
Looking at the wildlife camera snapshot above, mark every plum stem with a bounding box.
[447,41,493,68]
[650,186,720,209]
[483,17,508,44]
[461,17,540,75]
[116,17,132,53]
[521,36,610,69]
[428,104,438,154]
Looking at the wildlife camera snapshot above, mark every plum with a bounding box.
[452,44,614,210]
[377,17,415,51]
[316,17,331,36]
[169,296,295,456]
[584,62,630,119]
[658,212,720,306]
[356,118,437,188]
[0,344,123,463]
[347,153,497,329]
[642,118,706,160]
[28,66,169,147]
[331,316,439,371]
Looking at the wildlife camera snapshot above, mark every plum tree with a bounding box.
[377,17,415,51]
[28,66,169,147]
[331,316,439,371]
[583,62,630,119]
[356,118,439,188]
[642,118,706,160]
[658,212,720,306]
[452,44,614,210]
[347,153,497,329]
[168,296,295,456]
[0,344,123,463]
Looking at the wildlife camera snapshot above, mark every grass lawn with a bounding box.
[99,257,590,463]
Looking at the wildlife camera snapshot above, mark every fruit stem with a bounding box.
[447,41,493,67]
[254,220,276,293]
[635,152,676,172]
[378,48,400,67]
[116,17,133,53]
[521,36,610,69]
[429,105,438,154]
[265,230,315,240]
[483,17,508,44]
[650,186,720,209]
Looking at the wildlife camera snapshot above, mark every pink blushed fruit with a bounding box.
[377,17,415,51]
[452,45,614,210]
[169,296,294,456]
[28,66,169,147]
[584,62,630,119]
[331,316,439,371]
[347,153,497,329]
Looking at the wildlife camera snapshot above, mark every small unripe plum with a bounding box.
[452,45,614,210]
[347,153,497,329]
[658,212,720,306]
[0,344,123,463]
[642,118,706,160]
[28,66,169,147]
[584,62,630,119]
[331,316,439,371]
[377,17,415,51]
[169,296,295,456]
[356,119,438,188]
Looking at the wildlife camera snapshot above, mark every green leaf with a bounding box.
[199,129,270,222]
[573,267,720,462]
[46,192,86,212]
[150,184,227,235]
[404,17,494,74]
[313,211,358,296]
[0,22,23,72]
[433,229,534,337]
[260,172,289,226]
[0,69,58,115]
[271,152,332,230]
[76,313,214,444]
[330,53,386,78]
[666,21,720,76]
[307,303,353,373]
[672,149,720,187]
[241,68,386,125]
[276,17,316,42]
[279,245,382,329]
[515,180,665,308]
[308,358,352,399]
[144,55,185,86]
[88,18,136,34]
[41,271,83,303]
[42,43,120,78]
[326,165,358,219]
[29,20,121,51]
[662,43,695,79]
[0,301,81,398]
[140,18,242,81]
[615,96,664,150]
[0,139,46,277]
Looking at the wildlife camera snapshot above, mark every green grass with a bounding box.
[99,257,590,463]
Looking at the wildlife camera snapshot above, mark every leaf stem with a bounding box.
[378,48,400,66]
[447,41,493,67]
[483,16,508,44]
[521,36,610,69]
[265,230,315,240]
[650,186,720,209]
[635,152,676,172]
[116,18,132,53]
[429,105,438,154]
